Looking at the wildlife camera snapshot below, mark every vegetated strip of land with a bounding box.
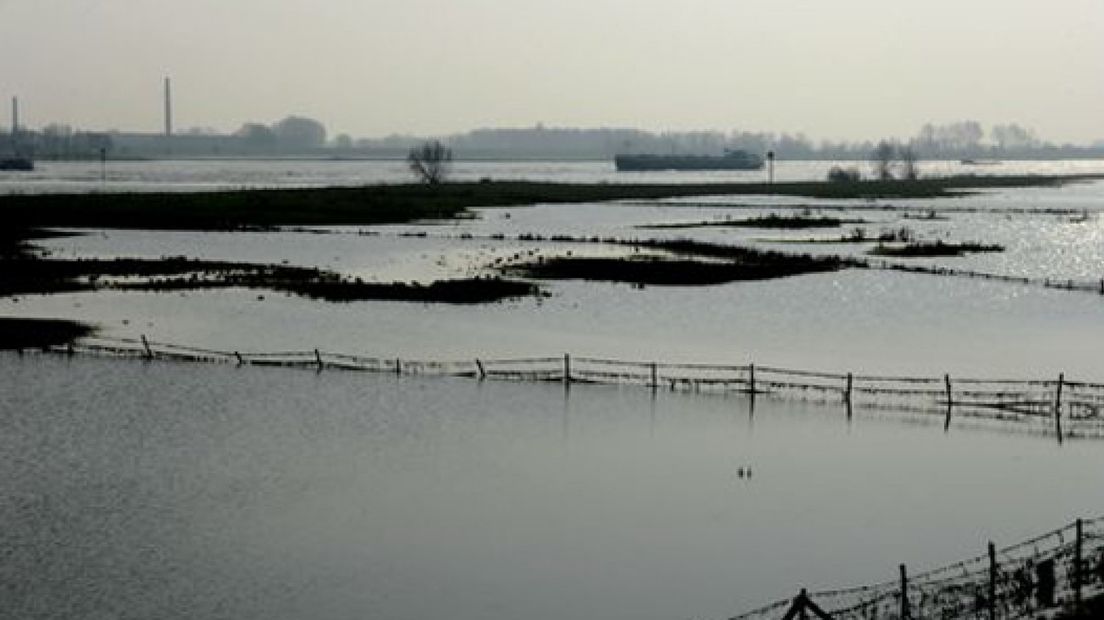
[870,240,1004,257]
[1,228,540,304]
[505,239,855,286]
[0,254,539,304]
[639,214,866,230]
[3,174,1102,230]
[0,317,95,350]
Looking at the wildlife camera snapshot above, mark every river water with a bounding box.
[3,159,1104,619]
[3,157,1104,193]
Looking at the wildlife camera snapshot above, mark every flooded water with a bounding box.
[3,354,1103,620]
[3,157,1104,194]
[5,160,1104,619]
[9,178,1104,377]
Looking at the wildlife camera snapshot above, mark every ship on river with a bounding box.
[614,149,764,172]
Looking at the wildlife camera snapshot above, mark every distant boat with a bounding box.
[615,150,764,172]
[0,156,34,171]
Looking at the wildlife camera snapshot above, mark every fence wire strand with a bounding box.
[25,336,1104,441]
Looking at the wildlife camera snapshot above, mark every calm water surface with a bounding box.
[5,160,1104,619]
[3,158,1104,194]
[3,354,1103,620]
[8,179,1104,377]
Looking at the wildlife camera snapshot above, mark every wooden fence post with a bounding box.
[900,564,910,620]
[1075,518,1083,610]
[988,542,997,620]
[944,374,954,431]
[563,354,571,385]
[475,359,486,380]
[141,335,153,359]
[780,588,833,620]
[1055,373,1064,443]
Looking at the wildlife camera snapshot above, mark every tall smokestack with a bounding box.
[164,77,172,137]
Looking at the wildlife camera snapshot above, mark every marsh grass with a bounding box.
[2,174,1099,230]
[640,213,865,230]
[870,240,1004,257]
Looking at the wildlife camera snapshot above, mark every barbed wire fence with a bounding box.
[17,334,1104,442]
[730,516,1104,620]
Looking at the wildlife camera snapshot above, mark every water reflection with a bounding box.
[3,354,1103,620]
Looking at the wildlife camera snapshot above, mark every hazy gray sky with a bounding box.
[2,0,1102,142]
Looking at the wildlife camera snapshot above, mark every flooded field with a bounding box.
[4,157,1104,194]
[4,161,1104,619]
[6,178,1104,377]
[4,354,1103,620]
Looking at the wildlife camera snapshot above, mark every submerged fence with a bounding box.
[25,334,1104,440]
[871,258,1104,300]
[20,336,1104,617]
[731,516,1104,620]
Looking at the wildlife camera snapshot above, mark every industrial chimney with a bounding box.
[164,77,172,137]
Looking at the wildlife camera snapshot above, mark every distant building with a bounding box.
[111,132,253,157]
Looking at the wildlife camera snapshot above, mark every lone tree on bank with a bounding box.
[408,140,453,185]
[899,144,920,180]
[871,140,897,180]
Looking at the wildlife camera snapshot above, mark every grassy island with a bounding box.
[870,240,1005,257]
[641,214,865,230]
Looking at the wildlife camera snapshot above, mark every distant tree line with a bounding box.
[352,121,1104,161]
[7,118,1104,161]
[233,116,327,151]
[1,125,113,160]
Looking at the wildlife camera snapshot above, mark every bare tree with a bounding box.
[899,143,920,180]
[871,140,896,180]
[407,140,453,184]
